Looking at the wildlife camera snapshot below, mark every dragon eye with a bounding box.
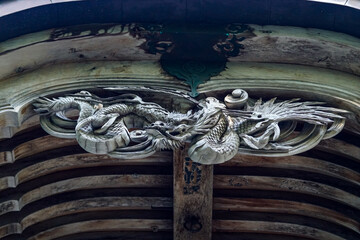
[160,122,165,126]
[257,114,262,118]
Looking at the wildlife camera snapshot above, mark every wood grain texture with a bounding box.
[0,151,14,166]
[0,223,21,239]
[0,135,77,163]
[0,176,15,192]
[221,155,360,186]
[213,198,360,234]
[0,21,358,240]
[213,175,360,210]
[212,220,346,240]
[15,152,172,185]
[316,138,360,162]
[21,197,173,230]
[0,200,19,216]
[27,219,173,240]
[173,147,213,240]
[19,175,172,208]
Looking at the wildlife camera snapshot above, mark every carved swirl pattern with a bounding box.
[33,87,347,164]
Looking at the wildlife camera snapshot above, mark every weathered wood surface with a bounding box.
[0,135,77,165]
[0,151,14,165]
[213,175,360,210]
[1,63,360,139]
[21,196,173,230]
[315,138,360,162]
[0,150,173,194]
[0,200,19,216]
[0,176,15,192]
[27,219,173,240]
[173,147,213,240]
[222,154,360,186]
[0,223,21,239]
[16,152,172,184]
[0,21,358,240]
[19,175,172,208]
[0,115,40,141]
[213,198,360,234]
[212,220,346,240]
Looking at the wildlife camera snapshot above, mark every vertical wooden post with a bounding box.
[173,145,213,240]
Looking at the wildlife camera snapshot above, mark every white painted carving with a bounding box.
[33,88,347,164]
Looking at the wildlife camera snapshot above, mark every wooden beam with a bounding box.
[173,146,213,240]
[212,220,346,240]
[221,155,360,186]
[0,223,21,239]
[28,219,173,240]
[21,197,173,231]
[213,198,359,234]
[316,138,360,162]
[213,175,360,210]
[0,176,15,193]
[0,135,77,164]
[16,151,172,185]
[0,200,19,216]
[0,151,14,166]
[20,175,172,208]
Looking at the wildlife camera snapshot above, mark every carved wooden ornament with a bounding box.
[33,88,347,164]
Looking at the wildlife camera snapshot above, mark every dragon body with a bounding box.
[33,88,347,164]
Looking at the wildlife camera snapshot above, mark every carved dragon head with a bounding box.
[144,97,227,147]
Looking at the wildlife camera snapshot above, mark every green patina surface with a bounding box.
[131,23,255,96]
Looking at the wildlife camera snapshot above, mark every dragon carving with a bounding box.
[33,88,347,164]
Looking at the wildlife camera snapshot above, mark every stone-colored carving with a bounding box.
[33,88,347,164]
[224,89,248,109]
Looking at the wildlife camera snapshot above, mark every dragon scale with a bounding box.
[189,113,240,164]
[33,88,348,165]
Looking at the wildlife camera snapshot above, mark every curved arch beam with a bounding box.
[213,175,360,210]
[0,61,359,138]
[19,175,172,208]
[27,219,172,240]
[213,198,360,234]
[212,220,346,240]
[0,0,359,42]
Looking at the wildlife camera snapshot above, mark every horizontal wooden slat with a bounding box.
[212,220,345,240]
[213,175,360,210]
[21,197,173,230]
[213,198,359,234]
[0,135,77,164]
[0,176,15,192]
[0,116,43,149]
[19,175,172,208]
[0,151,14,166]
[28,219,173,240]
[0,223,21,239]
[316,138,360,163]
[0,200,19,216]
[221,155,360,186]
[0,115,40,142]
[13,135,77,160]
[0,152,173,193]
[16,152,172,185]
